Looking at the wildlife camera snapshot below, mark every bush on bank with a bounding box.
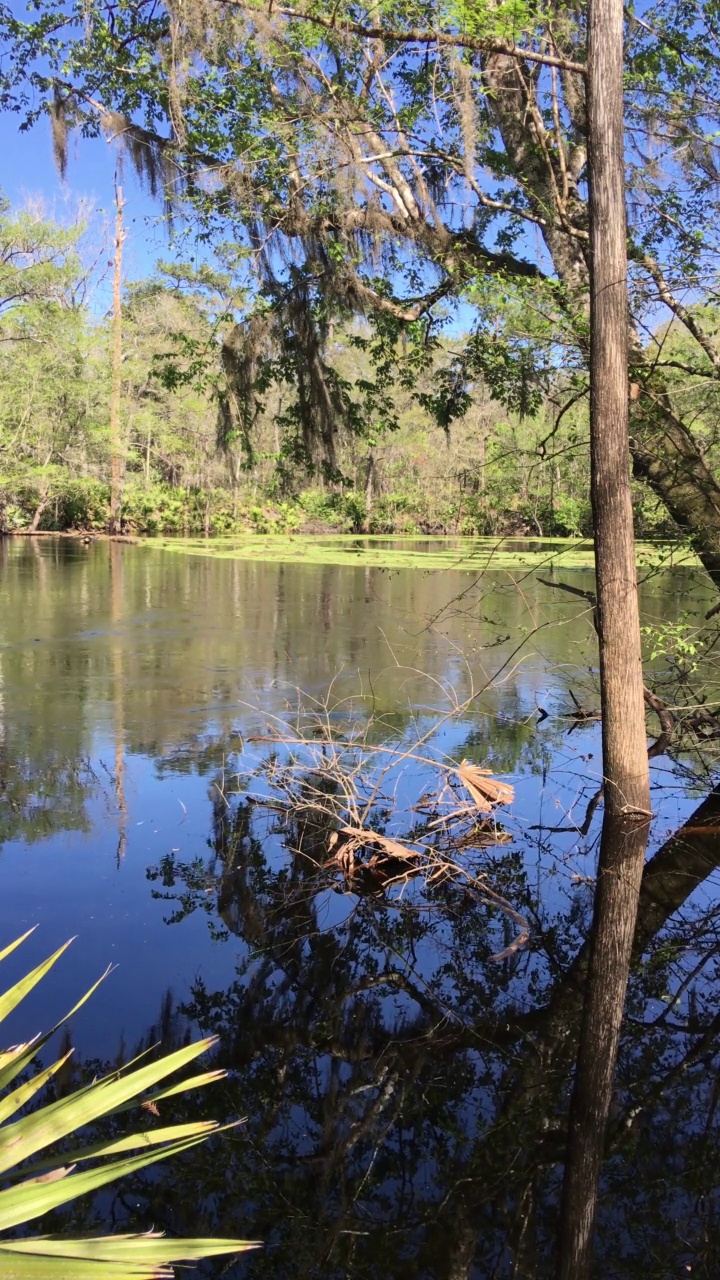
[0,474,674,540]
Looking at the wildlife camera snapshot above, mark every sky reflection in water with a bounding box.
[0,536,718,1278]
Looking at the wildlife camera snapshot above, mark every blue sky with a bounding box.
[2,106,484,332]
[1,107,189,309]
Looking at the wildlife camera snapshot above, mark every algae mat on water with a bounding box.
[144,535,699,572]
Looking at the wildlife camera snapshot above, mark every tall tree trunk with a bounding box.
[29,484,51,533]
[483,43,720,594]
[557,2,651,1274]
[364,451,375,515]
[109,179,126,535]
[631,394,720,584]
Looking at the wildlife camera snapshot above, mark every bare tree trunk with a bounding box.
[477,416,486,495]
[364,451,375,516]
[29,483,51,533]
[557,2,651,1275]
[484,39,720,593]
[631,395,720,584]
[29,450,54,532]
[109,179,127,535]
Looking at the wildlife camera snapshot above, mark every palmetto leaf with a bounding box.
[13,1119,223,1178]
[0,931,259,1275]
[0,1051,75,1127]
[0,940,74,1024]
[0,1256,168,1277]
[0,1231,260,1278]
[0,964,113,1095]
[0,928,38,966]
[0,1036,223,1176]
[0,1131,234,1230]
[0,1232,260,1261]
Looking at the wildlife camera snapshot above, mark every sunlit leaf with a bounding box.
[0,1037,220,1175]
[0,1134,213,1230]
[0,966,112,1094]
[0,1233,259,1262]
[0,940,74,1024]
[0,1051,74,1127]
[0,928,37,966]
[0,935,258,1275]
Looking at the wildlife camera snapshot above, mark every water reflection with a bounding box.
[1,536,719,1275]
[138,771,720,1278]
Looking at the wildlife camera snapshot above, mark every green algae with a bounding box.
[142,534,699,573]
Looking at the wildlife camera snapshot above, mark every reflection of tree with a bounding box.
[1,545,582,858]
[3,540,720,1272]
[110,542,127,865]
[136,782,720,1279]
[0,541,101,848]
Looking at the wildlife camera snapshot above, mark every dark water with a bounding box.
[1,536,719,1277]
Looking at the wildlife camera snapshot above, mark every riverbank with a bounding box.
[1,476,676,543]
[3,528,700,571]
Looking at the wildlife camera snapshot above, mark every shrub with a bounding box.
[54,479,110,530]
[0,930,256,1277]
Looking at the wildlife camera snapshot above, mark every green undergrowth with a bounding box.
[144,534,699,572]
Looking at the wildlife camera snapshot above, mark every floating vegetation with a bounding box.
[144,534,699,573]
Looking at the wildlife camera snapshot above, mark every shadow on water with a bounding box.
[1,537,720,1276]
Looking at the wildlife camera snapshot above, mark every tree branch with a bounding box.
[254,5,588,75]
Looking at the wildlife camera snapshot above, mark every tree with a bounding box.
[121,267,227,493]
[139,741,720,1278]
[109,178,126,533]
[556,0,651,1272]
[2,2,719,576]
[0,201,104,529]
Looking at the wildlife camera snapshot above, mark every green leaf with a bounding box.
[0,1134,218,1230]
[0,966,112,1094]
[0,928,37,966]
[0,931,259,1269]
[0,940,74,1024]
[111,1067,228,1116]
[0,1256,171,1278]
[16,1119,224,1176]
[0,1037,220,1175]
[0,1051,74,1127]
[0,1233,259,1262]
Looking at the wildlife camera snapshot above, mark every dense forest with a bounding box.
[0,192,715,541]
[1,0,719,557]
[0,196,594,538]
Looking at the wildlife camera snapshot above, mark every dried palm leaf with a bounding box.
[456,762,514,810]
[338,826,420,862]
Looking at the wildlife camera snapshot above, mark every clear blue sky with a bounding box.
[1,108,194,310]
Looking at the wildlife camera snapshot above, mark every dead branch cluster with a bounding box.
[247,722,527,962]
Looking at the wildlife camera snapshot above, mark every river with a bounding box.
[0,535,718,1277]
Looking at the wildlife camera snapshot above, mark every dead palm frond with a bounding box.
[456,761,515,811]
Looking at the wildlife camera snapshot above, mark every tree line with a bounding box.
[0,192,713,541]
[1,0,718,564]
